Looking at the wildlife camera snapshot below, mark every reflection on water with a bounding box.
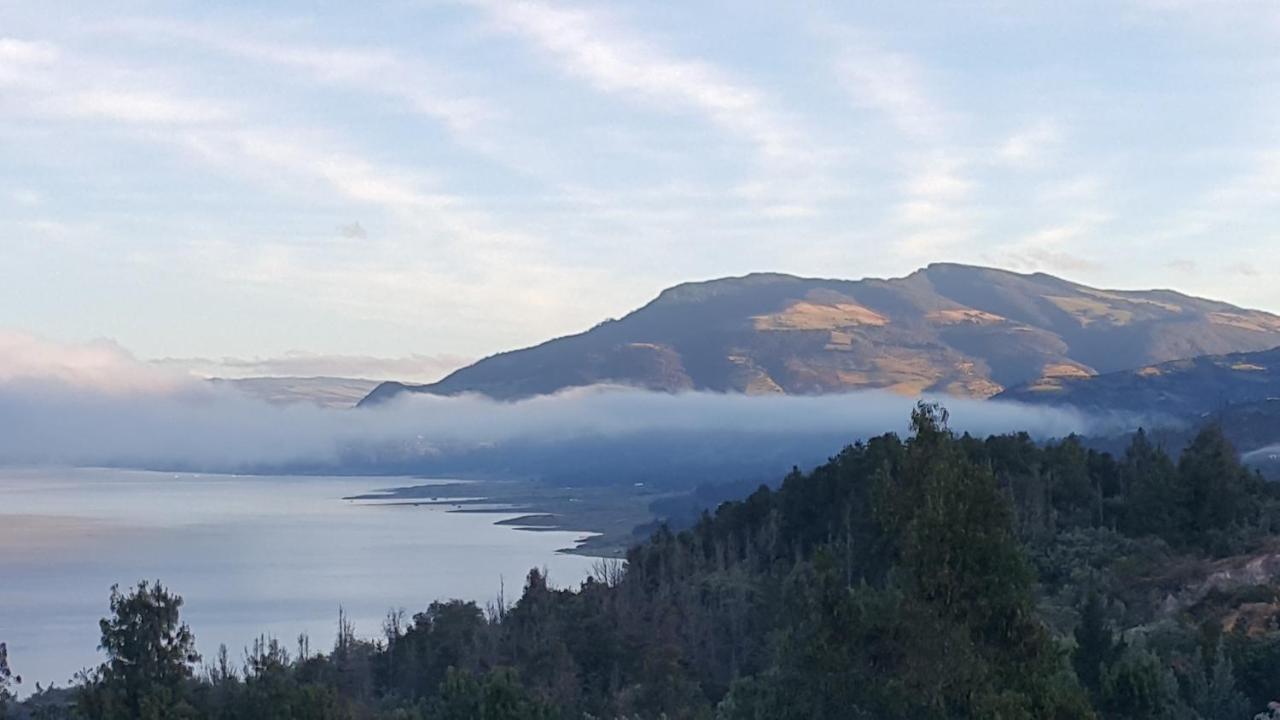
[0,468,596,690]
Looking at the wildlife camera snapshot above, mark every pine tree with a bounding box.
[1073,591,1116,697]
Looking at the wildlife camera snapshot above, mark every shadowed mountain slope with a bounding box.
[362,264,1280,404]
[999,346,1280,416]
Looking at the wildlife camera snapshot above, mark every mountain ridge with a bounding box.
[998,345,1280,415]
[361,264,1280,405]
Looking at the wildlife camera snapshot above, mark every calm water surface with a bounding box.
[0,468,596,690]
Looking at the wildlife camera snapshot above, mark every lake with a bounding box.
[0,468,597,691]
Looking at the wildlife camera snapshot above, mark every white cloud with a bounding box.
[901,154,972,201]
[0,39,531,278]
[0,37,231,126]
[1002,247,1102,274]
[999,209,1112,274]
[0,33,624,354]
[1147,149,1280,244]
[0,37,59,87]
[476,1,810,167]
[892,151,978,258]
[219,131,438,210]
[1022,211,1112,246]
[165,231,625,360]
[997,120,1063,168]
[95,16,830,242]
[1130,0,1280,35]
[0,37,59,77]
[760,203,817,219]
[9,189,42,206]
[49,89,230,124]
[837,45,943,140]
[1035,175,1103,205]
[101,20,498,140]
[1206,149,1280,209]
[171,127,544,267]
[828,30,980,259]
[0,329,189,394]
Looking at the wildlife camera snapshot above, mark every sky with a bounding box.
[3,1,1280,377]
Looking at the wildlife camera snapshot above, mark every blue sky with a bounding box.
[2,0,1279,373]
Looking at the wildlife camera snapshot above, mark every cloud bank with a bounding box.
[0,382,1097,472]
[0,330,1112,477]
[0,330,188,394]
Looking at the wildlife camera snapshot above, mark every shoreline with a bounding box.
[344,477,670,557]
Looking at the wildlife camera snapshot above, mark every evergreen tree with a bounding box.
[1120,429,1181,540]
[0,642,18,720]
[885,404,1040,658]
[1045,435,1096,528]
[233,636,347,720]
[1182,643,1251,720]
[1073,591,1116,697]
[431,668,558,720]
[1102,648,1182,720]
[77,581,200,720]
[1178,424,1255,547]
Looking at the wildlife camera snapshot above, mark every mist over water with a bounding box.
[1245,445,1280,462]
[0,379,1102,473]
[0,329,1125,474]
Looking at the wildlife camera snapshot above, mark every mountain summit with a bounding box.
[361,264,1280,405]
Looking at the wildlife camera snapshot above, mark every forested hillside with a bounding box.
[10,406,1280,719]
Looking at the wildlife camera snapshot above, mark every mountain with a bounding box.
[213,376,380,408]
[998,346,1280,416]
[361,263,1280,405]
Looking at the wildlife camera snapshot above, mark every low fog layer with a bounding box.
[0,380,1101,473]
[1244,446,1280,463]
[0,329,1106,475]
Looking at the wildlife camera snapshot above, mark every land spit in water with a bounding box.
[346,477,676,558]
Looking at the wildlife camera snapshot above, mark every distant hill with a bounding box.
[214,377,379,408]
[999,346,1280,416]
[361,264,1280,405]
